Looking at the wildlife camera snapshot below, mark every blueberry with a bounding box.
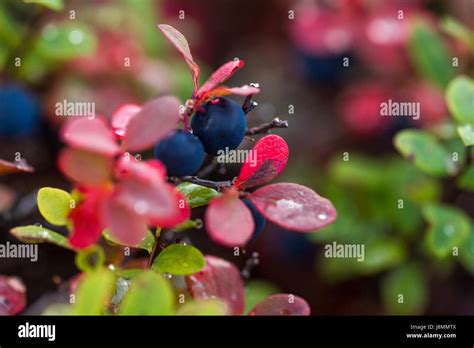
[0,84,40,137]
[154,130,205,177]
[242,198,266,239]
[191,97,246,155]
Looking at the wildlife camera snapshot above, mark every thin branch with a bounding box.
[246,117,289,135]
[242,83,260,114]
[171,176,234,191]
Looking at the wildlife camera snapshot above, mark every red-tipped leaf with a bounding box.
[0,159,34,175]
[249,294,310,316]
[158,24,200,94]
[61,118,120,156]
[235,134,289,189]
[198,85,260,104]
[249,183,336,232]
[122,96,181,152]
[197,59,244,98]
[185,255,244,315]
[205,190,254,247]
[58,149,113,186]
[111,104,142,138]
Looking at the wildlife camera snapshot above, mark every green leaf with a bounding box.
[177,183,219,208]
[176,299,227,315]
[381,263,428,315]
[75,246,105,272]
[103,229,155,253]
[422,203,470,258]
[119,271,175,315]
[37,187,72,226]
[460,227,474,274]
[10,225,72,250]
[458,165,474,191]
[457,125,474,146]
[244,280,279,314]
[174,218,203,232]
[441,17,474,53]
[446,76,474,124]
[152,244,205,275]
[23,0,64,11]
[72,268,116,315]
[408,20,453,88]
[394,130,456,177]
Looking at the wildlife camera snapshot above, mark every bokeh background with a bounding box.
[1,0,473,315]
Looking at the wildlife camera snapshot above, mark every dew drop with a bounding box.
[318,213,328,220]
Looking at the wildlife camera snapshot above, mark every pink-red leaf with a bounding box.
[0,159,34,175]
[111,104,142,138]
[114,161,189,228]
[249,294,310,316]
[235,135,289,189]
[68,189,107,249]
[61,118,120,156]
[0,276,26,315]
[115,157,167,182]
[197,59,244,98]
[197,85,260,104]
[122,96,181,152]
[58,149,112,186]
[249,183,336,232]
[205,191,254,247]
[102,192,149,246]
[158,24,200,94]
[185,255,244,315]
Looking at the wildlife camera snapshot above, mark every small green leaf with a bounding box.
[72,268,116,315]
[103,229,155,254]
[152,244,205,275]
[176,299,227,315]
[460,228,474,274]
[177,182,219,208]
[408,20,453,88]
[244,280,279,314]
[458,166,474,191]
[446,76,474,124]
[381,263,428,315]
[119,271,175,315]
[441,17,474,53]
[10,225,72,250]
[394,130,455,177]
[457,125,474,146]
[422,203,470,258]
[75,246,105,272]
[174,218,203,232]
[37,187,73,226]
[23,0,64,11]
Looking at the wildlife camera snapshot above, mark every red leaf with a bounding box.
[102,191,149,246]
[115,156,167,182]
[114,161,189,228]
[197,85,260,104]
[205,190,254,247]
[158,24,200,94]
[0,159,34,175]
[122,96,181,152]
[58,148,113,186]
[0,276,26,315]
[235,135,289,189]
[249,183,336,232]
[69,188,108,249]
[61,118,120,156]
[197,60,244,98]
[249,294,310,316]
[185,255,244,315]
[111,104,142,138]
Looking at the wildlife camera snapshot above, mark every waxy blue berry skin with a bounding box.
[242,198,266,239]
[0,85,40,137]
[191,97,246,155]
[154,130,205,177]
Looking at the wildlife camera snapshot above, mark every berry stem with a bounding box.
[171,176,234,191]
[245,117,289,135]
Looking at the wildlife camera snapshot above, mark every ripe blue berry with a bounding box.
[242,198,266,239]
[191,97,246,155]
[0,84,40,137]
[154,130,205,177]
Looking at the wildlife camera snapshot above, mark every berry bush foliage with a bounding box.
[8,25,336,316]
